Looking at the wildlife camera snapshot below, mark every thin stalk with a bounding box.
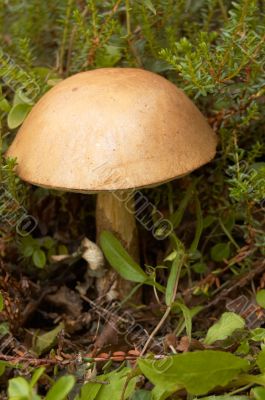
[140,250,184,356]
[0,123,2,182]
[120,282,143,306]
[219,217,240,250]
[125,0,131,37]
[59,0,73,75]
[218,0,228,21]
[189,194,203,254]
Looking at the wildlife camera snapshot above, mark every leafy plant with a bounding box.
[7,368,75,400]
[138,351,249,397]
[19,234,67,269]
[204,312,245,345]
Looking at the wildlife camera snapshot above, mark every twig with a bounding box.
[140,307,171,356]
[0,354,65,366]
[140,252,185,356]
[0,351,167,367]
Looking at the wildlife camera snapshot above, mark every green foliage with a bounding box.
[194,396,249,400]
[138,350,249,397]
[160,0,265,96]
[7,368,74,400]
[252,386,265,399]
[256,290,265,309]
[100,230,148,283]
[32,322,64,356]
[77,367,137,400]
[45,375,75,400]
[210,242,231,262]
[204,312,245,345]
[7,103,32,129]
[256,348,265,373]
[164,246,185,306]
[130,391,152,400]
[19,234,67,269]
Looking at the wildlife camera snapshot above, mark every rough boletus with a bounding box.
[7,68,217,300]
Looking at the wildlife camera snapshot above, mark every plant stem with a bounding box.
[125,0,131,37]
[140,251,184,355]
[59,0,73,75]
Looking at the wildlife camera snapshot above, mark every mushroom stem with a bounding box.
[96,191,139,300]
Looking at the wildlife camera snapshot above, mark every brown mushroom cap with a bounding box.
[7,68,217,192]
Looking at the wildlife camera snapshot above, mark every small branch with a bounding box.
[0,354,64,366]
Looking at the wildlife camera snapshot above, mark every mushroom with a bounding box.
[7,68,217,299]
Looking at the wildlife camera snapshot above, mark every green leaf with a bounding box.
[0,362,6,377]
[80,367,137,400]
[79,382,101,400]
[22,245,35,257]
[13,90,33,105]
[223,213,235,232]
[33,67,58,81]
[0,291,4,312]
[173,305,202,337]
[175,301,192,339]
[142,0,156,14]
[194,396,249,400]
[7,103,32,129]
[32,249,46,268]
[43,237,55,249]
[45,375,75,400]
[252,386,265,400]
[8,377,30,399]
[97,368,137,400]
[30,367,45,388]
[130,390,152,400]
[236,339,250,355]
[192,262,207,274]
[138,350,249,396]
[0,322,9,335]
[256,290,265,308]
[32,322,64,356]
[204,312,245,345]
[58,245,68,255]
[170,181,196,228]
[251,328,265,341]
[97,45,122,67]
[0,98,11,112]
[203,215,216,229]
[100,231,147,283]
[210,243,231,262]
[151,384,176,400]
[257,348,265,373]
[165,254,183,306]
